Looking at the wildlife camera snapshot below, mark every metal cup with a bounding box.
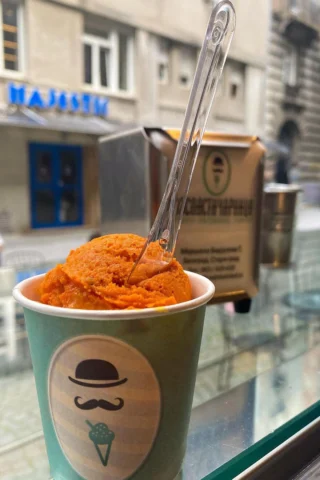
[261,183,301,267]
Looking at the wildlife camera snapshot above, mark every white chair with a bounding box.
[0,267,17,361]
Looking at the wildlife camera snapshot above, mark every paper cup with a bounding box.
[13,272,214,480]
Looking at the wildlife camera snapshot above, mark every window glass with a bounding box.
[229,70,243,99]
[99,46,110,87]
[283,45,299,87]
[84,44,92,84]
[35,191,55,225]
[60,151,77,185]
[59,191,79,223]
[158,38,170,84]
[119,34,129,90]
[36,152,52,184]
[179,46,196,87]
[2,3,20,71]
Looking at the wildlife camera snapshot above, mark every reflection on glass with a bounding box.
[119,34,128,90]
[2,4,19,71]
[158,63,168,82]
[60,151,77,185]
[84,44,92,84]
[100,47,110,87]
[59,191,79,223]
[35,191,55,224]
[36,152,52,184]
[179,46,196,88]
[158,38,170,84]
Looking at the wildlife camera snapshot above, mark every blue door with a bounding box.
[29,143,84,228]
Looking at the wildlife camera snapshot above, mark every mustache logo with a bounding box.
[74,396,124,411]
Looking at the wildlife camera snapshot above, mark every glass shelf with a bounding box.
[1,230,320,479]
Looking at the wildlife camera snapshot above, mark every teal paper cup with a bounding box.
[13,272,214,480]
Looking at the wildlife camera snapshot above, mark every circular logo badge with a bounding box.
[203,150,231,196]
[48,335,161,480]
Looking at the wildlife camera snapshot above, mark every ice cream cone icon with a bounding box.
[86,420,115,467]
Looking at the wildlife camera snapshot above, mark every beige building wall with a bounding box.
[0,0,138,123]
[272,0,320,27]
[230,0,269,66]
[0,0,270,130]
[26,0,137,123]
[0,127,97,232]
[135,30,158,124]
[55,0,268,63]
[26,0,83,89]
[41,0,269,134]
[0,0,271,233]
[265,0,320,183]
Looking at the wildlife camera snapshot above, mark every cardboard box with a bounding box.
[99,128,265,303]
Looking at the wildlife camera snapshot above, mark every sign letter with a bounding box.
[8,83,26,105]
[27,88,45,109]
[93,97,108,117]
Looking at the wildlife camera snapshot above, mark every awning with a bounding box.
[0,107,120,136]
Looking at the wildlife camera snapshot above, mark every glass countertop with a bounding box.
[1,230,320,479]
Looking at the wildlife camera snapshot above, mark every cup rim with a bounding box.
[13,271,215,320]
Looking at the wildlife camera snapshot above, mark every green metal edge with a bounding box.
[202,400,320,480]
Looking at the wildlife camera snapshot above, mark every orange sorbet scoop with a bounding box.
[39,234,192,310]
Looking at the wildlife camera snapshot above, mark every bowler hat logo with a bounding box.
[48,335,161,480]
[69,359,128,388]
[69,359,127,412]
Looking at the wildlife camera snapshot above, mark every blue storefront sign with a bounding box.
[7,82,108,117]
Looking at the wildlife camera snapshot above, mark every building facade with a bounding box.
[0,0,269,234]
[266,0,320,188]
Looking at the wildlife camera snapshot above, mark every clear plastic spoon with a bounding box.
[128,0,236,284]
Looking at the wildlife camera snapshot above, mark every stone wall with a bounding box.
[265,13,320,182]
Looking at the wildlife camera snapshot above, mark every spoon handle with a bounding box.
[130,1,236,280]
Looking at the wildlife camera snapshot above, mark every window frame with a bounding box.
[29,143,84,229]
[0,0,25,78]
[178,46,197,89]
[229,69,244,100]
[82,31,134,95]
[157,38,171,85]
[283,44,300,88]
